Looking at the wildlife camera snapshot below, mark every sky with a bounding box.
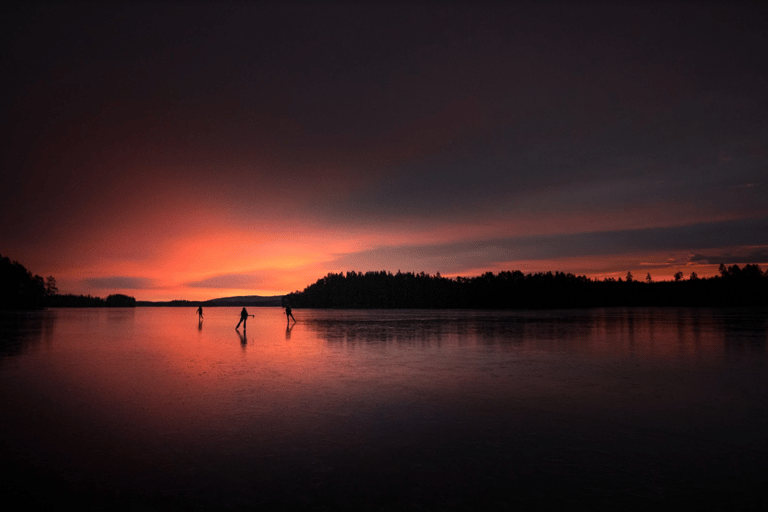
[2,1,767,301]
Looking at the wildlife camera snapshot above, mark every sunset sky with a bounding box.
[2,2,767,301]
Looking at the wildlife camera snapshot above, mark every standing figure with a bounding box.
[285,304,296,324]
[236,307,250,330]
[197,306,204,321]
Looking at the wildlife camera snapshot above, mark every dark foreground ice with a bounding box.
[1,307,767,510]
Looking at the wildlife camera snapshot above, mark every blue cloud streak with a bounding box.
[331,216,768,273]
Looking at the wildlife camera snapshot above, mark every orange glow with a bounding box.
[23,216,761,301]
[4,2,767,307]
[13,169,765,302]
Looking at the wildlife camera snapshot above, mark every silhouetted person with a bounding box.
[197,306,203,321]
[236,307,251,329]
[285,304,296,324]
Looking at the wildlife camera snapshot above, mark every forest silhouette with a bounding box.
[285,267,768,309]
[3,253,767,310]
[1,254,47,310]
[1,254,135,309]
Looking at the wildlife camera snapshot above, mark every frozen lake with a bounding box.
[1,307,767,509]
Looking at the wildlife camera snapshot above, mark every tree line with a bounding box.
[4,252,766,310]
[1,254,136,310]
[285,266,768,309]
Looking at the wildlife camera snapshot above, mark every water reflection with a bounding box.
[303,308,768,360]
[717,308,768,351]
[0,310,56,359]
[1,306,767,510]
[237,328,247,348]
[105,307,135,323]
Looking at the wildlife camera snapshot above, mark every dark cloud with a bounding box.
[331,216,768,273]
[5,5,767,219]
[186,273,263,289]
[316,98,768,225]
[83,277,155,289]
[3,3,768,297]
[689,248,768,266]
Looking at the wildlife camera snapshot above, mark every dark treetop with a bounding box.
[1,254,136,310]
[285,267,768,309]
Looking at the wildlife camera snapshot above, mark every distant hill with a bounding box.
[206,295,284,306]
[137,295,284,307]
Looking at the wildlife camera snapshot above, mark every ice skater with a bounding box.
[285,304,296,325]
[196,306,204,321]
[236,307,253,330]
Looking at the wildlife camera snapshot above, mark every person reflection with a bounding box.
[285,321,294,340]
[237,328,247,346]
